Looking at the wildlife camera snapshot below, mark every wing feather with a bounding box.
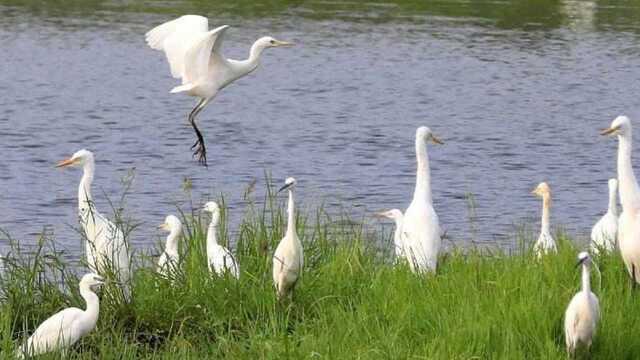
[183,25,229,84]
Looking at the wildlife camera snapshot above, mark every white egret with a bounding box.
[532,182,557,257]
[202,201,240,279]
[375,209,405,259]
[56,150,131,300]
[601,115,640,284]
[403,126,442,273]
[157,215,183,277]
[590,178,618,253]
[145,15,294,166]
[273,177,303,299]
[564,251,600,357]
[17,274,104,358]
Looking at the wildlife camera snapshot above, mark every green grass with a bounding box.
[1,191,640,359]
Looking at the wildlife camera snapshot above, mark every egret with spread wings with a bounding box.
[146,15,293,166]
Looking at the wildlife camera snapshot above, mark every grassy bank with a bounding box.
[1,192,640,359]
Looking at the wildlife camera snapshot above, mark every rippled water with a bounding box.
[2,0,640,256]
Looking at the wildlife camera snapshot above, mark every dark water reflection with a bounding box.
[1,0,640,257]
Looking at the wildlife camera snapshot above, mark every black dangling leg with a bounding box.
[187,98,209,166]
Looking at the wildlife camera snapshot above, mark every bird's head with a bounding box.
[601,115,631,137]
[278,177,297,193]
[56,149,94,168]
[531,182,551,198]
[257,36,294,49]
[159,215,182,233]
[80,273,105,290]
[202,201,221,224]
[375,209,403,220]
[416,126,443,145]
[576,251,592,268]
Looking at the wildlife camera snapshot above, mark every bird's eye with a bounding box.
[270,40,275,44]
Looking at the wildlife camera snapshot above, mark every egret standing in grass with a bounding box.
[157,215,183,278]
[203,201,239,279]
[402,127,443,273]
[591,178,618,254]
[273,177,303,300]
[601,115,640,284]
[145,15,294,166]
[56,150,131,299]
[17,274,104,358]
[564,252,600,357]
[532,182,557,257]
[375,209,405,259]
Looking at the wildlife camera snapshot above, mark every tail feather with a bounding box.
[170,83,197,93]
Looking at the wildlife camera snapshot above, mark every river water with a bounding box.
[1,1,640,256]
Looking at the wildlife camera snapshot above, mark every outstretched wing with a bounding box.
[183,25,229,85]
[145,15,209,79]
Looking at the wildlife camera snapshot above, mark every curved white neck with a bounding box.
[207,215,219,248]
[581,264,591,293]
[286,190,296,238]
[414,136,433,204]
[233,41,266,78]
[78,161,95,212]
[608,184,618,216]
[540,195,551,235]
[165,229,181,256]
[617,133,640,211]
[79,284,100,326]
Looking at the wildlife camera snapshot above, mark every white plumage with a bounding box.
[402,127,442,273]
[531,182,557,257]
[203,201,240,279]
[590,178,618,253]
[145,15,294,165]
[564,252,600,356]
[376,209,405,259]
[273,177,304,299]
[17,274,104,358]
[56,150,131,300]
[601,115,640,283]
[157,215,183,278]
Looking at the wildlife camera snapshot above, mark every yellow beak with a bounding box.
[431,135,444,145]
[600,126,619,136]
[158,223,169,230]
[55,158,76,168]
[274,40,294,47]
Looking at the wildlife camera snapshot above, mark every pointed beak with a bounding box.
[600,126,619,136]
[575,258,587,268]
[55,157,76,168]
[274,40,294,47]
[94,275,105,285]
[374,211,389,219]
[431,135,444,145]
[278,183,293,193]
[158,223,168,230]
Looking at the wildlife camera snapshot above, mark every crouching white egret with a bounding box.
[590,178,618,254]
[157,215,183,277]
[145,15,294,166]
[273,177,303,300]
[17,274,104,358]
[564,252,600,356]
[403,126,443,273]
[56,150,131,300]
[202,201,240,279]
[532,182,557,257]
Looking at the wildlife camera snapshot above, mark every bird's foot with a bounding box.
[192,142,208,167]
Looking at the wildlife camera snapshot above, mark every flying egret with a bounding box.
[56,150,131,300]
[403,126,443,273]
[145,15,294,166]
[590,178,618,254]
[273,177,303,300]
[17,274,104,358]
[202,201,240,279]
[564,251,600,357]
[157,215,183,278]
[375,209,405,259]
[532,182,557,257]
[601,115,640,284]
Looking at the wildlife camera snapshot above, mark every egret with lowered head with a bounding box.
[564,252,600,357]
[590,178,619,253]
[273,177,303,300]
[157,215,183,278]
[532,182,557,257]
[145,15,294,166]
[17,274,104,358]
[402,126,443,273]
[56,150,131,300]
[203,201,240,279]
[601,115,640,284]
